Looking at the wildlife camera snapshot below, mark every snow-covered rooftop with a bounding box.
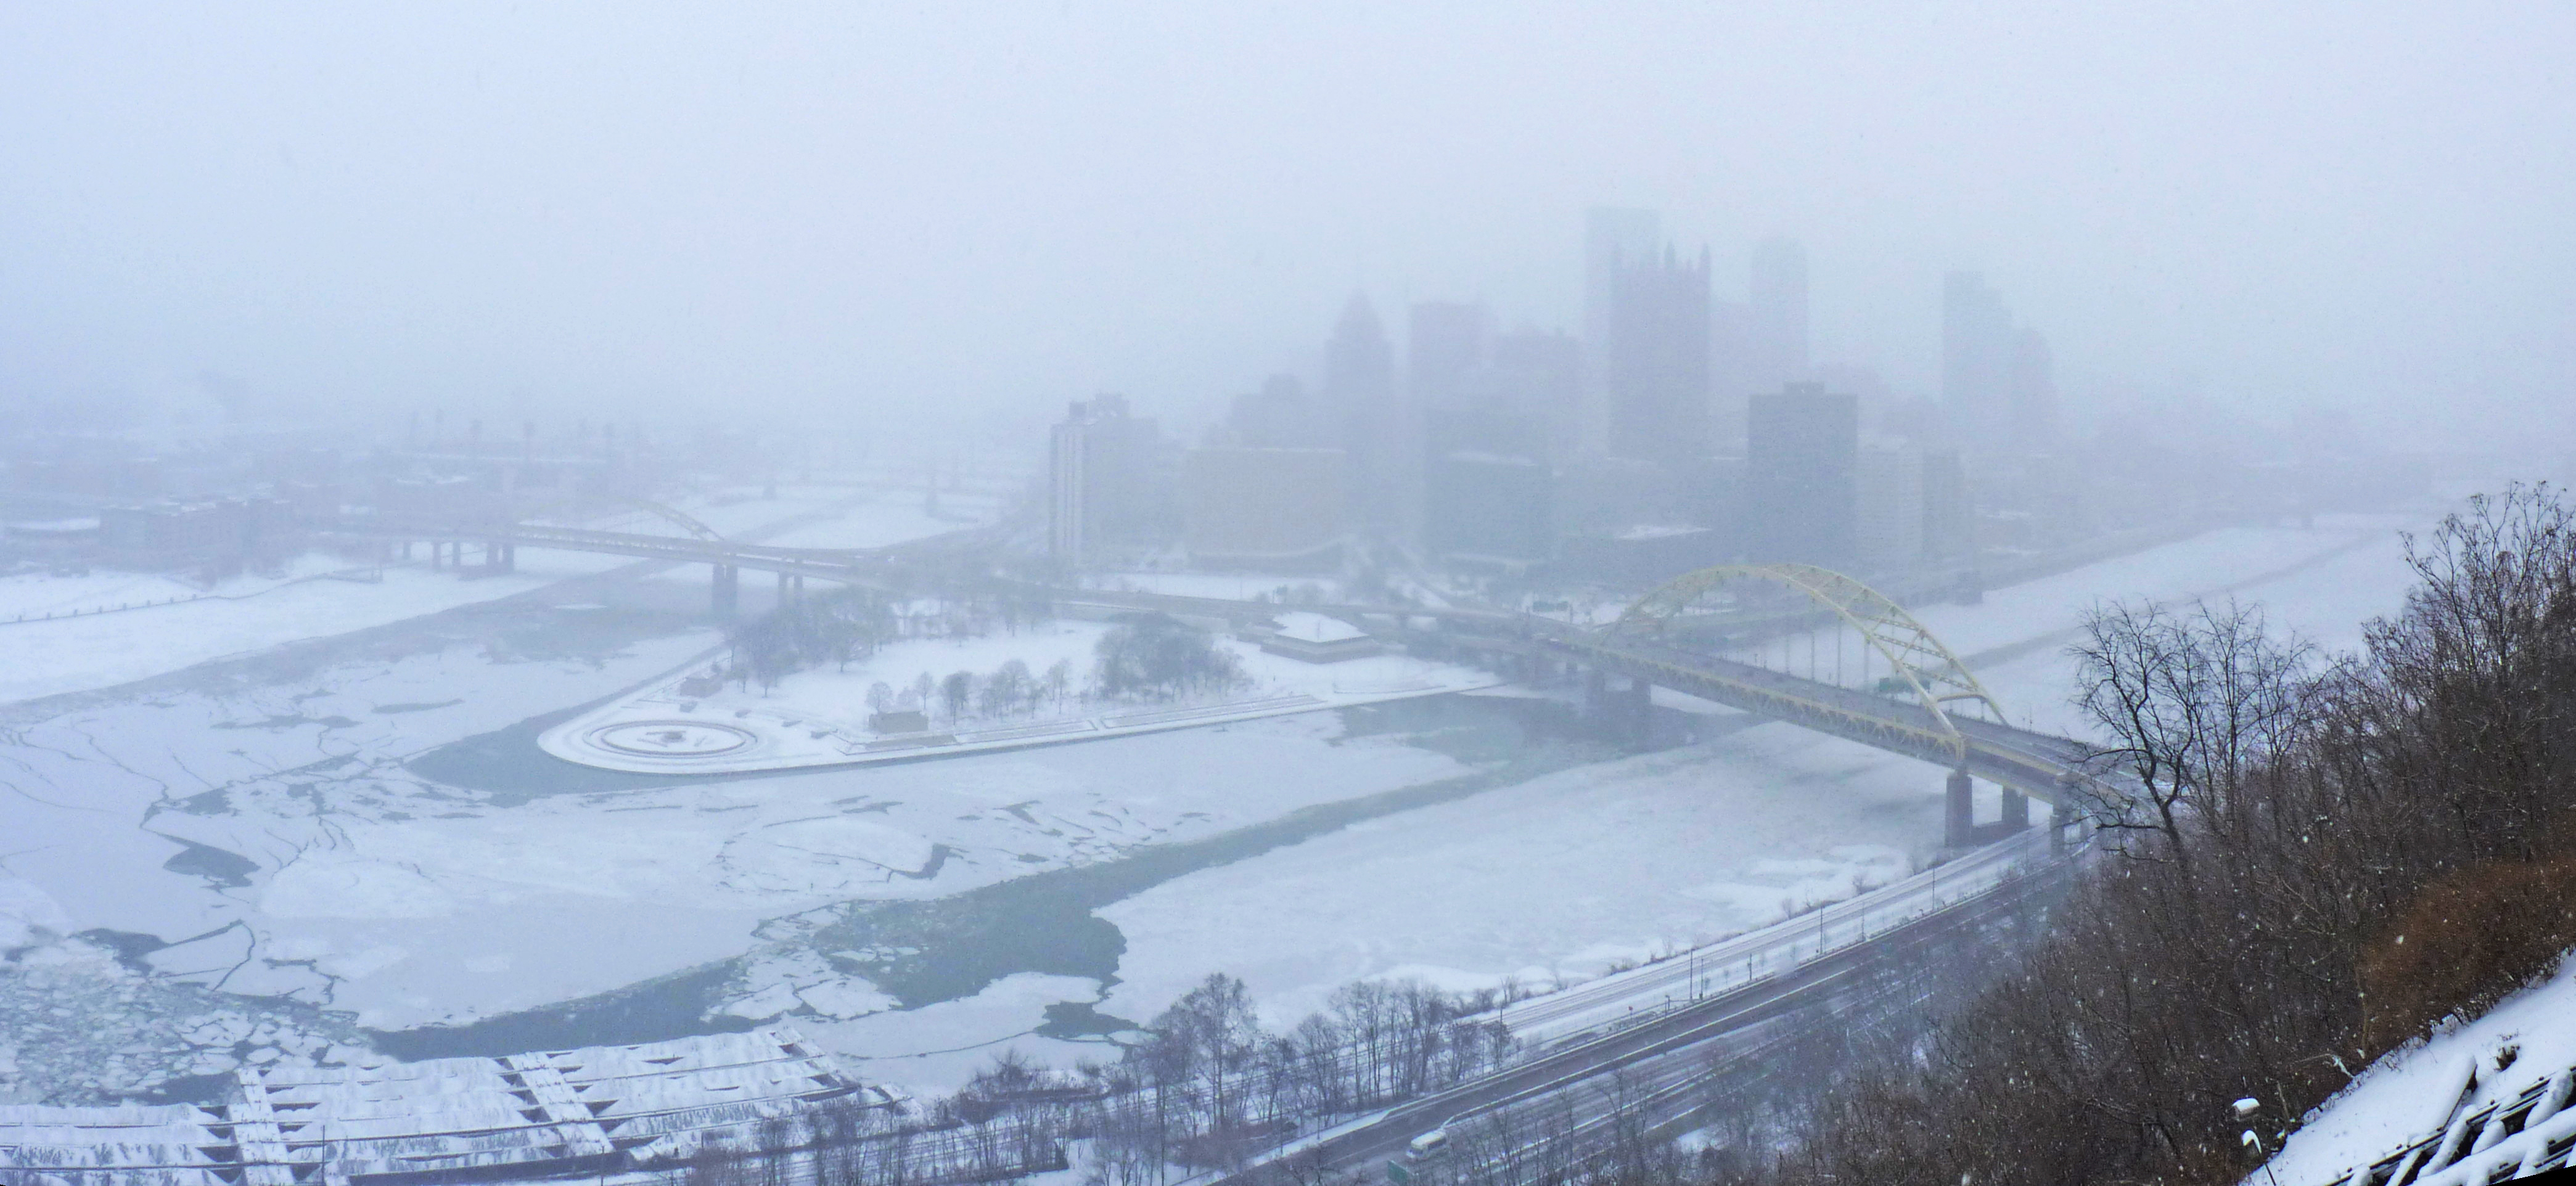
[0,1027,888,1185]
[1272,611,1367,644]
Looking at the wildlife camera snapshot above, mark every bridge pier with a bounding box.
[1582,669,1654,740]
[1945,769,1975,849]
[2001,788,2030,832]
[777,570,803,607]
[712,564,739,618]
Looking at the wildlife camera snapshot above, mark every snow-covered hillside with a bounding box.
[2252,954,2576,1185]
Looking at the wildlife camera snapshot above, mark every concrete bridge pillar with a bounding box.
[2051,800,2074,853]
[1945,769,1975,849]
[712,564,739,618]
[2001,788,2031,832]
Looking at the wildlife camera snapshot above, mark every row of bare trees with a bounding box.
[1736,486,2576,1186]
[725,587,1062,693]
[682,973,1515,1186]
[1090,974,1515,1184]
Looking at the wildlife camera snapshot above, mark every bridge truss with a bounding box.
[1610,563,2006,762]
[514,495,726,542]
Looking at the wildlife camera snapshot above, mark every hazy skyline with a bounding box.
[3,2,2570,449]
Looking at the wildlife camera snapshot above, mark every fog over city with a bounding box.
[7,3,2572,448]
[4,7,2576,1186]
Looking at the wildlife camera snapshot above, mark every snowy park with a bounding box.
[543,610,1499,774]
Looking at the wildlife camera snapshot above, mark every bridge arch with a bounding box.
[1611,563,2004,750]
[516,496,724,542]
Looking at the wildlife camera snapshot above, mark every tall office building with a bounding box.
[1708,298,1754,453]
[1423,451,1552,566]
[1322,295,1399,526]
[1222,374,1331,449]
[2010,327,2059,450]
[1748,236,1810,395]
[1942,271,2017,450]
[1047,395,1167,563]
[1408,301,1493,410]
[1921,447,1975,562]
[1856,445,1926,570]
[1604,248,1713,468]
[1488,328,1583,460]
[1742,383,1859,569]
[1583,207,1662,449]
[1181,446,1348,570]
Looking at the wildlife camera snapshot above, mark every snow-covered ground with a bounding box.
[0,548,633,705]
[0,483,985,708]
[1087,515,2437,1041]
[0,626,1467,1037]
[1081,571,1347,603]
[2254,952,2576,1185]
[0,502,2456,1108]
[541,620,1497,774]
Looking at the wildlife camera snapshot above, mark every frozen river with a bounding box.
[0,505,2446,1105]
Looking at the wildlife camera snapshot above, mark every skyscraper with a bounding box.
[1742,382,1859,569]
[1408,301,1493,410]
[1604,248,1713,468]
[1942,271,2016,449]
[1322,295,1398,527]
[1487,328,1583,460]
[1856,444,1926,570]
[1047,395,1167,563]
[2010,327,2058,450]
[1583,207,1662,451]
[1748,236,1810,395]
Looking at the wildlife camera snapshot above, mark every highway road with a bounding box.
[1491,826,2063,1049]
[1237,862,2073,1183]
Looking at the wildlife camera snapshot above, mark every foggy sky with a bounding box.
[2,2,2570,449]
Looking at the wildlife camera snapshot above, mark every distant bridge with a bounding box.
[319,496,996,613]
[1417,563,2110,845]
[1023,562,2113,844]
[325,510,2115,833]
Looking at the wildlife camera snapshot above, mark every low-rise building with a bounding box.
[1181,446,1348,570]
[0,1028,892,1185]
[1259,611,1383,663]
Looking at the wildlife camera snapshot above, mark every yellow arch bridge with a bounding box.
[1426,563,2111,848]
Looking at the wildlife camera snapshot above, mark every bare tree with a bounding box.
[2070,597,2312,867]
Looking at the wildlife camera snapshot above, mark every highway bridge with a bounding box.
[332,504,2116,834]
[1039,564,2116,845]
[319,496,1000,611]
[314,509,2123,1179]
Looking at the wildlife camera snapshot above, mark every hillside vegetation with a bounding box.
[1750,486,2576,1186]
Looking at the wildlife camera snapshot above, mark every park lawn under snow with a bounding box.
[541,618,1498,775]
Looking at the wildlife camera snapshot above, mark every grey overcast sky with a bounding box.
[2,2,2570,448]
